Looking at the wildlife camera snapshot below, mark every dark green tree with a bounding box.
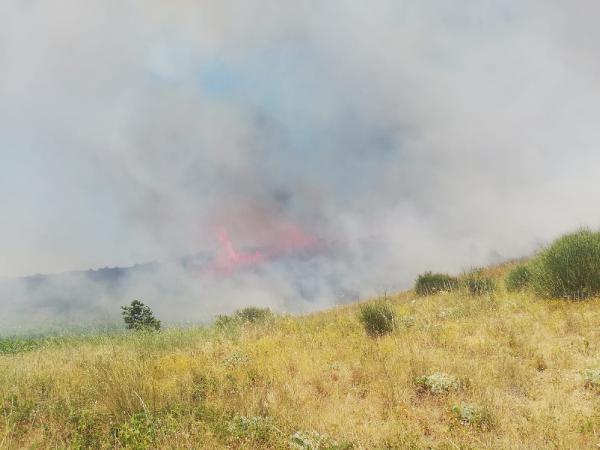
[121,300,161,331]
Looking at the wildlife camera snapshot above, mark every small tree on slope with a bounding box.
[121,299,161,331]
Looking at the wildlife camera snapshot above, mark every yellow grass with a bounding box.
[2,268,600,449]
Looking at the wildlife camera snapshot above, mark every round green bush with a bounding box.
[532,229,600,299]
[415,272,459,296]
[505,265,532,292]
[359,302,396,337]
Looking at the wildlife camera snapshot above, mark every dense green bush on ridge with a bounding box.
[505,265,532,292]
[215,307,273,328]
[359,301,396,336]
[414,270,495,296]
[531,229,600,300]
[234,306,273,323]
[461,269,496,296]
[415,272,459,296]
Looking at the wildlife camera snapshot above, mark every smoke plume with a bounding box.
[1,1,600,330]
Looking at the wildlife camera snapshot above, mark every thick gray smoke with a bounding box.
[1,1,600,330]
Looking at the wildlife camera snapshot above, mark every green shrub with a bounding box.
[462,270,496,296]
[215,307,273,328]
[214,314,236,328]
[235,307,272,323]
[121,300,161,331]
[505,265,532,292]
[531,229,600,299]
[113,412,156,449]
[414,272,459,296]
[359,302,396,337]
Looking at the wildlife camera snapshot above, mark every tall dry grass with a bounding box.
[2,267,600,448]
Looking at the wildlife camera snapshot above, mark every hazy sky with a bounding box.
[2,0,600,282]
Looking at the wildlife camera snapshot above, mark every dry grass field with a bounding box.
[2,263,600,449]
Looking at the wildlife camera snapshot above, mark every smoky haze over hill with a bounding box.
[0,244,357,330]
[2,1,600,328]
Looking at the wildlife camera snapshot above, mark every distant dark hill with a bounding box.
[0,244,358,333]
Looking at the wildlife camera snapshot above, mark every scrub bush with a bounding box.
[505,265,532,292]
[531,229,600,299]
[415,272,459,296]
[462,270,496,296]
[359,302,396,337]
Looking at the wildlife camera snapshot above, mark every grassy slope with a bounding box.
[2,264,600,449]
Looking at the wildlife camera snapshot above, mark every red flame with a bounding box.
[214,227,266,272]
[263,223,318,256]
[210,223,320,274]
